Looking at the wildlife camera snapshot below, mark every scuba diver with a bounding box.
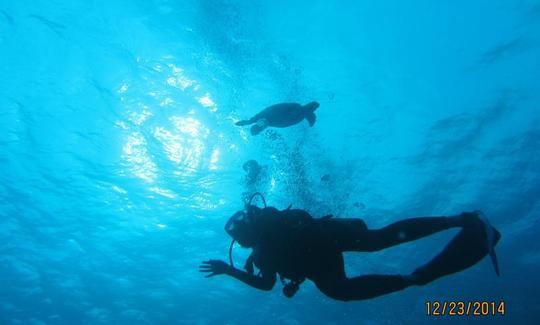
[200,193,501,301]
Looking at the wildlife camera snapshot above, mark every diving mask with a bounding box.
[225,192,267,267]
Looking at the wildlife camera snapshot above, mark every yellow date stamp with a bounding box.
[426,301,505,316]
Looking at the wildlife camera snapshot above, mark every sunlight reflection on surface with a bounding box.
[149,187,177,199]
[151,116,209,175]
[128,106,152,125]
[209,148,220,170]
[166,63,197,90]
[117,58,225,208]
[121,132,157,183]
[198,93,217,112]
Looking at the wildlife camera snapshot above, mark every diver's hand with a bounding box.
[199,260,231,278]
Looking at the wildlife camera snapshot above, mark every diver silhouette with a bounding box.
[235,102,319,135]
[200,193,501,301]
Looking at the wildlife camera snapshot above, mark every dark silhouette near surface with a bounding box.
[241,159,267,204]
[235,102,319,135]
[243,160,262,185]
[479,38,525,64]
[200,194,501,301]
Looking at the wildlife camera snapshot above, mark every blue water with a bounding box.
[1,1,539,324]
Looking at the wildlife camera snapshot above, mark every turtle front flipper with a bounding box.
[305,111,316,126]
[250,119,269,135]
[303,101,319,127]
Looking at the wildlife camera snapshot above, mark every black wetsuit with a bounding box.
[250,207,501,301]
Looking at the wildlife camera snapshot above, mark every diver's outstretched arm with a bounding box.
[200,260,276,291]
[228,266,276,291]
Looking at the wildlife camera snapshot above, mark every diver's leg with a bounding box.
[309,250,412,301]
[408,221,501,286]
[315,274,412,302]
[324,217,460,252]
[360,216,462,252]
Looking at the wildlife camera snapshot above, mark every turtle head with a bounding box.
[303,101,319,112]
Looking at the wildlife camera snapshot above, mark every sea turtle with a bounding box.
[235,101,319,135]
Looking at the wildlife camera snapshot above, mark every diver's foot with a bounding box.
[455,211,501,275]
[452,210,484,228]
[411,212,502,285]
[478,214,501,276]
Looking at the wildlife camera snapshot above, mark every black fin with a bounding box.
[480,214,500,276]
